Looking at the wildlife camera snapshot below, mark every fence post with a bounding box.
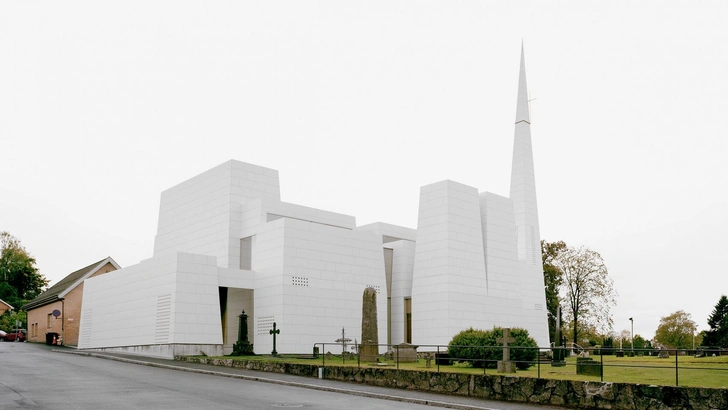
[600,347,604,382]
[357,342,360,368]
[437,345,440,373]
[537,347,540,379]
[483,348,488,376]
[675,349,679,386]
[396,344,400,370]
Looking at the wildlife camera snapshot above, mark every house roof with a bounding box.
[0,298,13,310]
[21,257,120,311]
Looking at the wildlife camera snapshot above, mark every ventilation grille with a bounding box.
[292,276,309,286]
[366,285,381,294]
[155,294,172,344]
[534,304,544,310]
[257,316,275,335]
[80,309,92,347]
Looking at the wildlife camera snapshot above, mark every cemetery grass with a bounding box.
[204,354,728,389]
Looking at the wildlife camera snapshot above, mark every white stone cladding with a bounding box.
[252,217,387,354]
[79,252,225,357]
[411,180,489,346]
[79,47,550,356]
[153,161,281,268]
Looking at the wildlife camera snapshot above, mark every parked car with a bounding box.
[4,329,26,342]
[0,330,6,340]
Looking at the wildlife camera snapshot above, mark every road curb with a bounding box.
[53,349,496,410]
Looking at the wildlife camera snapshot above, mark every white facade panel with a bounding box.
[411,180,489,347]
[80,49,551,357]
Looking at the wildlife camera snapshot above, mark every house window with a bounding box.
[47,313,53,329]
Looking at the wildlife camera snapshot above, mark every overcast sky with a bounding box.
[1,1,726,341]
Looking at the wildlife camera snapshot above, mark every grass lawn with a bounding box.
[199,353,728,389]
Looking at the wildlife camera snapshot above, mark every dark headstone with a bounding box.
[232,310,254,355]
[576,357,601,376]
[551,306,566,366]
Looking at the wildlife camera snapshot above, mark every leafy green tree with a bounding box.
[0,232,49,308]
[654,310,696,349]
[0,310,27,332]
[448,327,537,370]
[552,245,617,347]
[703,295,728,347]
[541,240,566,344]
[632,334,649,350]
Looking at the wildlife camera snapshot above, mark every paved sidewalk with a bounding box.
[52,347,564,410]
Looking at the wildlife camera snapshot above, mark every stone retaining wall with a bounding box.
[177,357,727,410]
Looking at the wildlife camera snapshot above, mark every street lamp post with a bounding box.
[629,317,634,352]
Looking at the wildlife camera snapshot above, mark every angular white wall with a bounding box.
[253,217,387,354]
[79,252,223,357]
[154,160,281,268]
[479,192,523,325]
[411,180,489,346]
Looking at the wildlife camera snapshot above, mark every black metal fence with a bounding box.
[312,343,728,387]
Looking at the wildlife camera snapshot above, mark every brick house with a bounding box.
[22,257,120,346]
[0,298,13,315]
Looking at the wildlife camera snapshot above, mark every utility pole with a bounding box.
[629,317,634,352]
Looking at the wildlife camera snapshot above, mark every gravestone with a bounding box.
[576,357,602,376]
[497,328,517,373]
[551,306,566,367]
[424,352,433,368]
[394,343,418,363]
[360,287,379,362]
[232,310,254,356]
[269,322,280,356]
[334,327,352,356]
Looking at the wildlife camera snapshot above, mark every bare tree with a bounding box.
[552,245,617,346]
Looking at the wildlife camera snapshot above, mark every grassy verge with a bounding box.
[196,354,728,389]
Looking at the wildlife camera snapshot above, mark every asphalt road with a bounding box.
[1,342,562,410]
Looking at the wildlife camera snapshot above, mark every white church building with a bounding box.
[78,48,549,358]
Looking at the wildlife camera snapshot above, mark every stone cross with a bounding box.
[496,328,517,373]
[335,327,352,359]
[424,352,433,368]
[269,322,280,356]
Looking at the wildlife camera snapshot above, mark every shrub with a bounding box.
[448,327,538,370]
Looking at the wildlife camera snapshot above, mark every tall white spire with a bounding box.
[515,43,530,125]
[510,43,541,266]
